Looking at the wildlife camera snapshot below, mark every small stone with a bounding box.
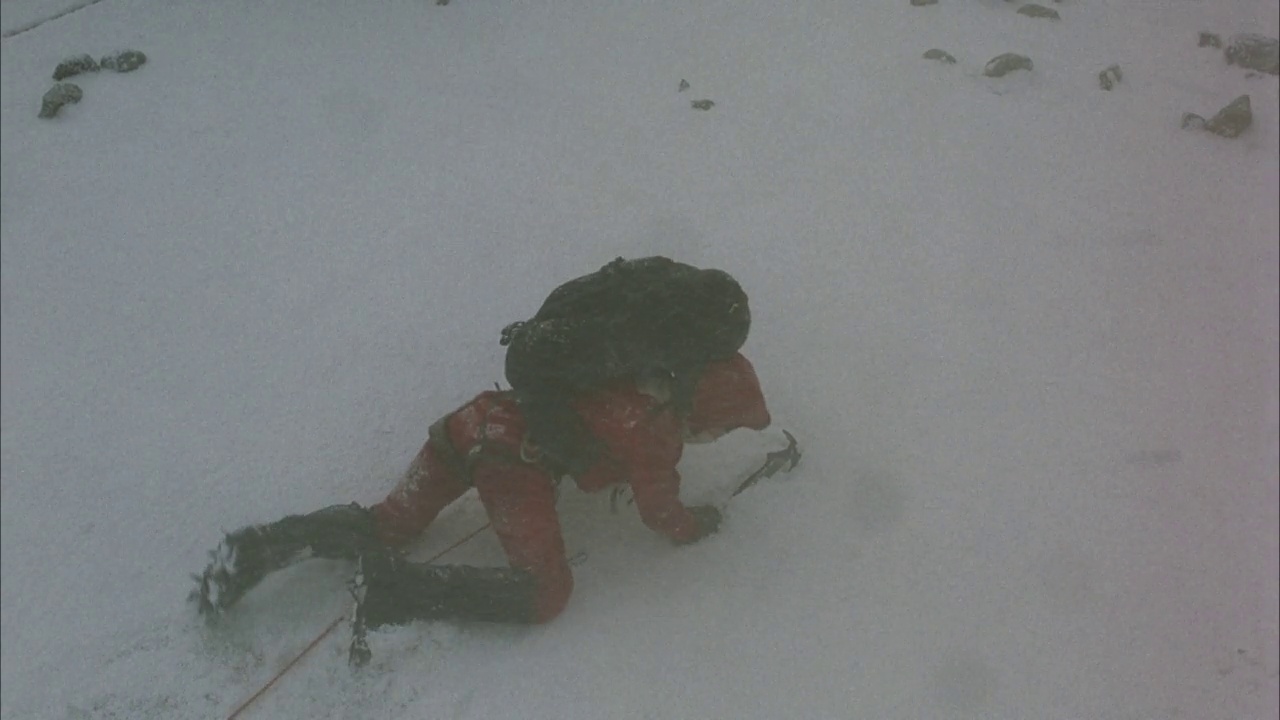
[1016,4,1060,20]
[983,53,1033,77]
[1181,113,1206,130]
[910,0,939,6]
[38,82,83,119]
[1224,34,1278,75]
[923,49,957,64]
[1203,94,1252,138]
[99,49,147,73]
[1098,64,1121,90]
[678,79,690,92]
[52,54,98,81]
[1198,32,1222,49]
[691,99,715,111]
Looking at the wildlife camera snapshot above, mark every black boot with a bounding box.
[354,551,537,628]
[192,504,379,617]
[348,550,537,666]
[269,503,380,561]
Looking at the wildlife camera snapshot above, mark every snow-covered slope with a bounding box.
[2,1,1277,718]
[1,0,104,38]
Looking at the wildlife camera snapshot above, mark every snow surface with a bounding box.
[2,1,1278,718]
[0,0,104,38]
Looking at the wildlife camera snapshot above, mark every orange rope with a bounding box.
[226,522,492,720]
[225,429,799,719]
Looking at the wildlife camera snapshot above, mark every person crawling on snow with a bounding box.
[190,257,789,663]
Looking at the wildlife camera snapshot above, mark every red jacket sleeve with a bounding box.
[578,385,703,544]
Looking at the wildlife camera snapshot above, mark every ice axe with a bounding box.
[607,429,801,514]
[731,430,800,497]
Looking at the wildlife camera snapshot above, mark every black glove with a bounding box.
[191,503,379,617]
[680,504,722,545]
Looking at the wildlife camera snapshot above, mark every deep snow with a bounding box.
[2,1,1277,719]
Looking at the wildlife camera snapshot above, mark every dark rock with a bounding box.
[1203,95,1252,137]
[1181,113,1206,130]
[1224,34,1278,75]
[1017,4,1060,20]
[691,99,714,111]
[100,49,147,73]
[679,79,690,92]
[38,82,83,119]
[984,53,1033,77]
[53,54,98,81]
[923,49,957,64]
[1198,32,1222,48]
[910,0,939,6]
[1098,64,1121,90]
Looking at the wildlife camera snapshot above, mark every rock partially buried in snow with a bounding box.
[100,49,147,73]
[1199,32,1222,49]
[38,82,83,118]
[1098,64,1121,90]
[1203,95,1252,137]
[678,79,690,92]
[691,99,714,111]
[53,54,98,81]
[910,0,939,6]
[1181,113,1206,130]
[1016,4,1060,20]
[1224,34,1278,75]
[923,49,957,64]
[984,53,1033,77]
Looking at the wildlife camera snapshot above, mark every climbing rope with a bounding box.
[225,522,492,720]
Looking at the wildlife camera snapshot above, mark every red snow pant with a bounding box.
[369,393,573,624]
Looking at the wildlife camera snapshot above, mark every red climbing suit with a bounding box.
[369,352,771,623]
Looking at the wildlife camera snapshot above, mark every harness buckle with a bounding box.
[519,436,543,464]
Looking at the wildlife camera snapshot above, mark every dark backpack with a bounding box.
[500,256,751,475]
